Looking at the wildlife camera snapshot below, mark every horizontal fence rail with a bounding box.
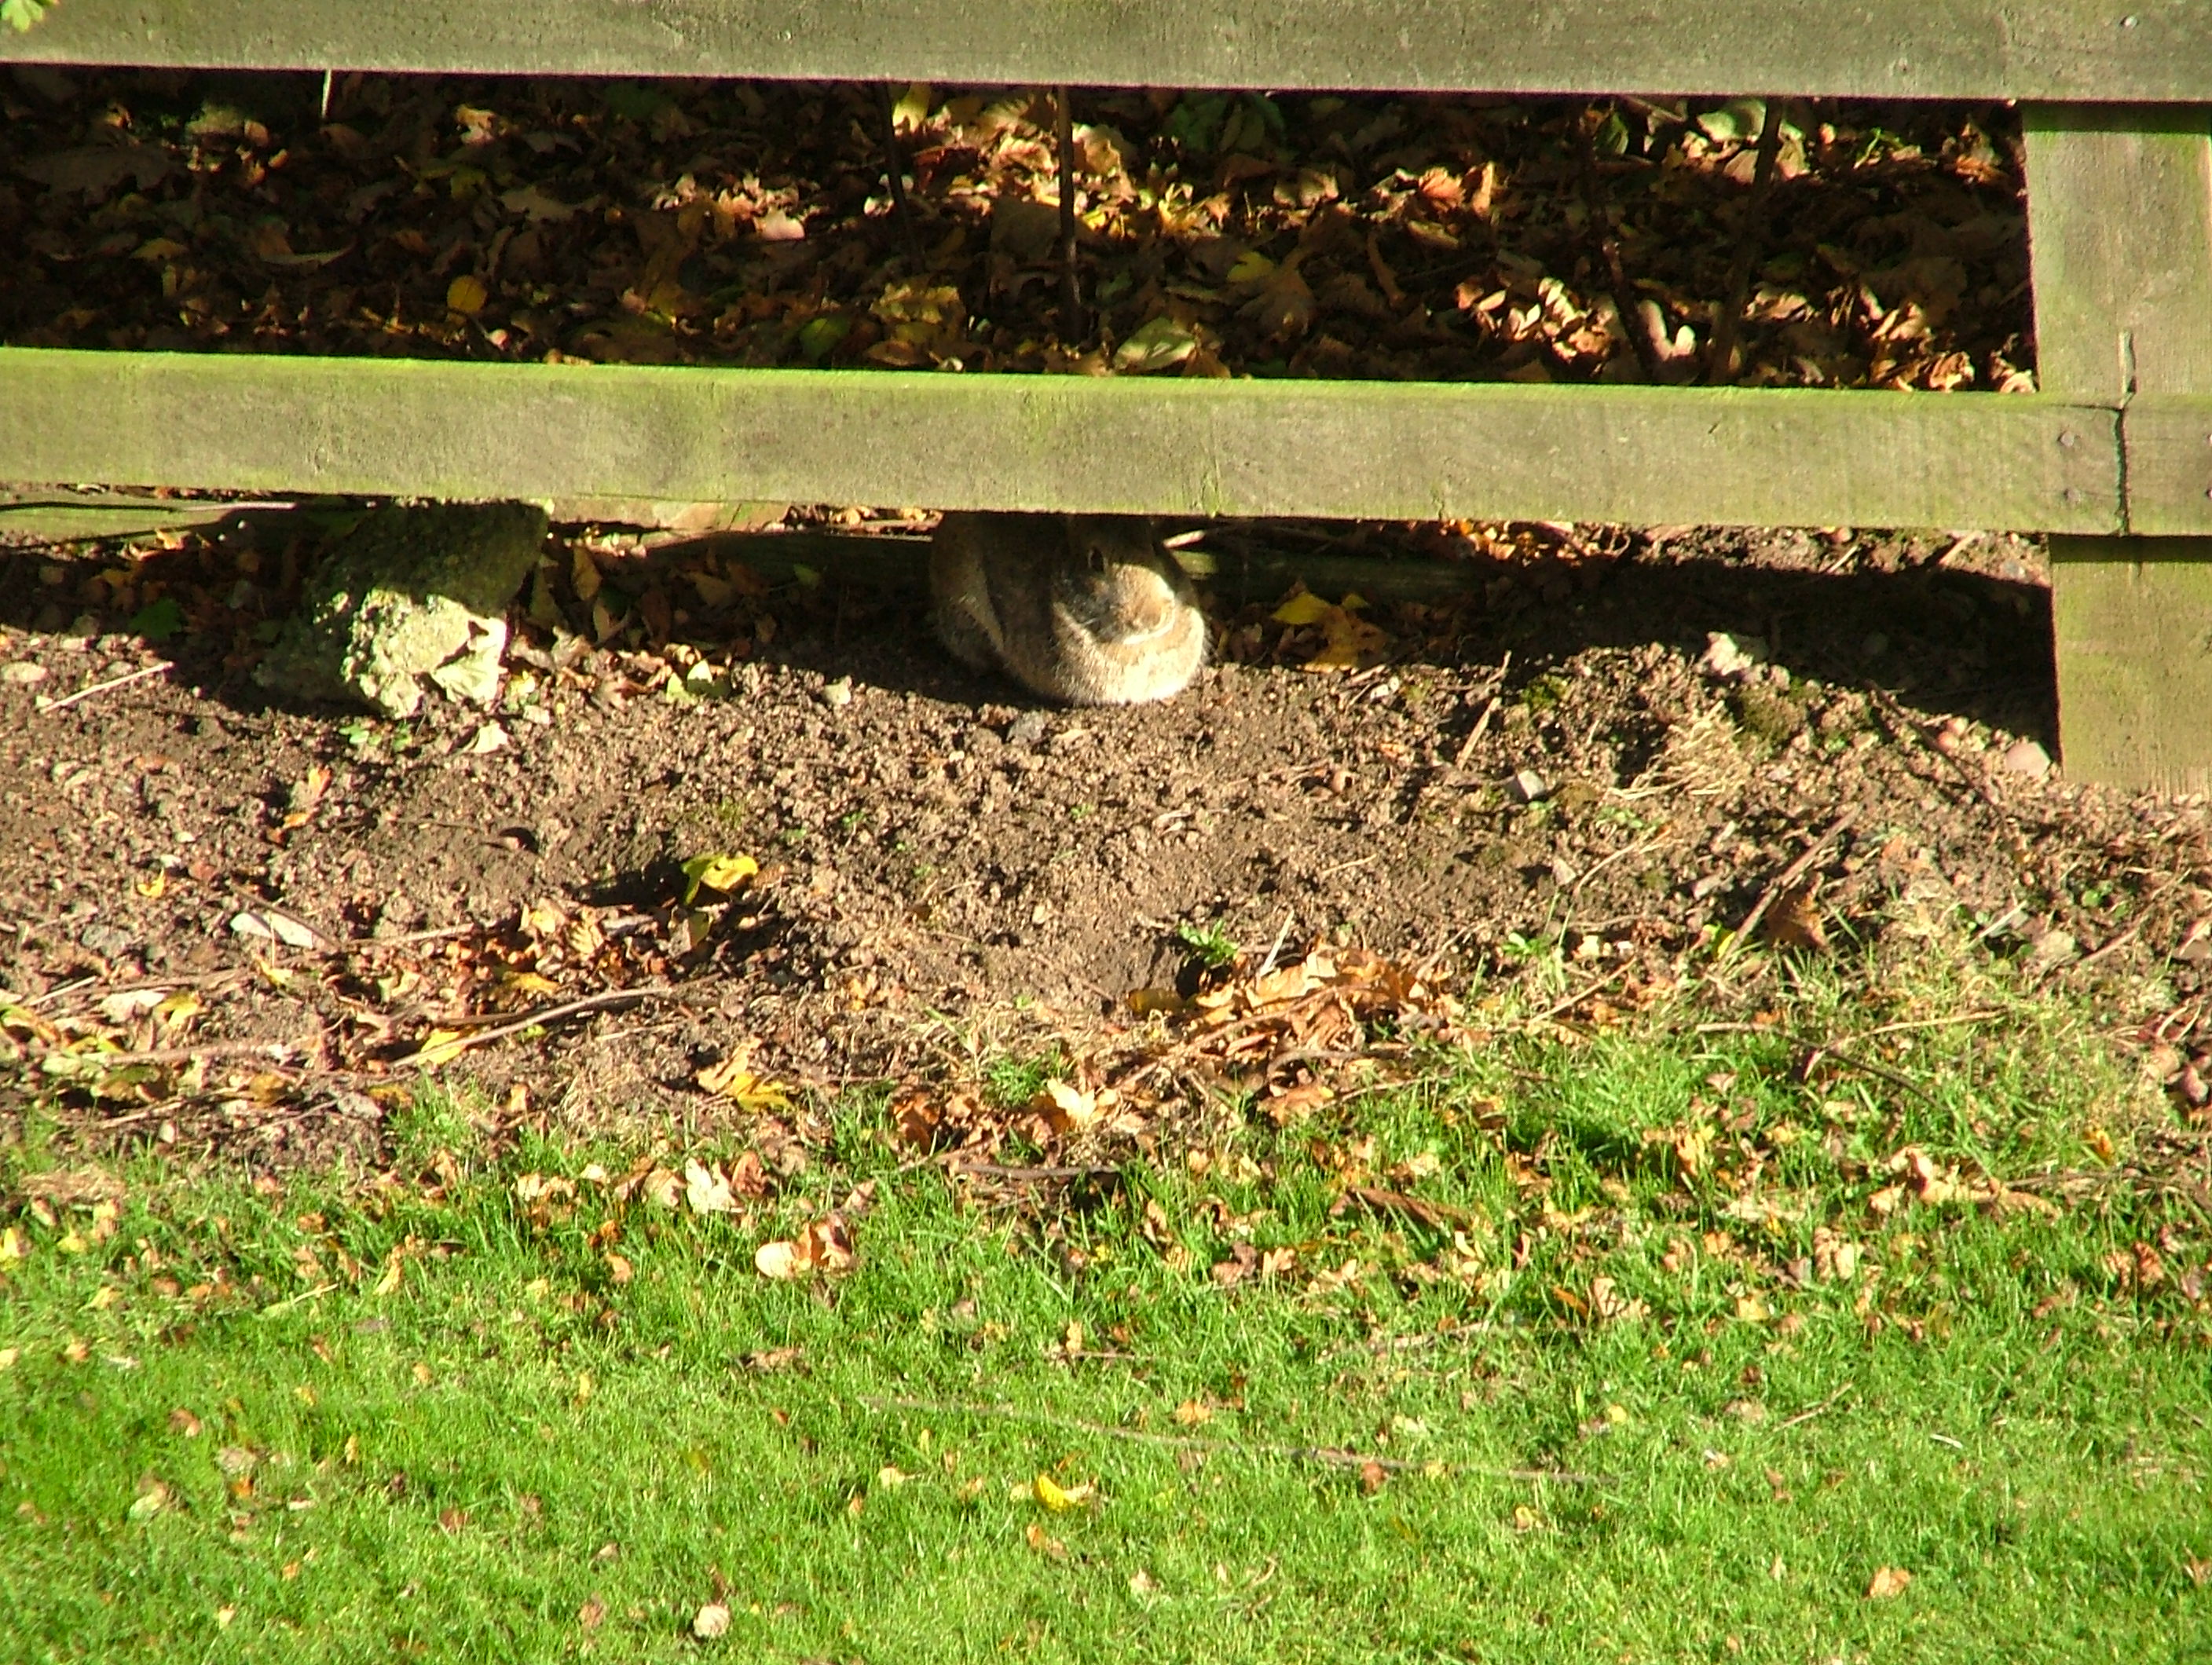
[6,1,2212,101]
[0,349,2130,532]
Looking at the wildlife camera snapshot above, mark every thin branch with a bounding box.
[1573,108,1661,384]
[874,81,921,265]
[1774,1381,1855,1431]
[1720,807,1858,963]
[389,986,671,1068]
[1450,650,1513,769]
[37,660,175,715]
[855,1395,1601,1484]
[1055,86,1084,341]
[1707,100,1789,383]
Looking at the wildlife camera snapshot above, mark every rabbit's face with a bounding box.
[1053,518,1196,644]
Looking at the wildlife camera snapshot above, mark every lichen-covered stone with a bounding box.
[255,501,547,718]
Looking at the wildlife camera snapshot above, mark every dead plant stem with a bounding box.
[855,1395,1600,1484]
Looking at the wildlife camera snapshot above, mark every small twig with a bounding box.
[1721,807,1858,963]
[1707,99,1789,383]
[390,986,669,1068]
[37,660,175,715]
[1314,853,1380,880]
[874,81,921,265]
[1832,1010,2001,1048]
[1573,111,1661,384]
[23,975,99,1008]
[2071,916,2151,974]
[346,923,481,951]
[1055,85,1084,341]
[1568,829,1669,908]
[1806,1046,1939,1108]
[945,1160,1121,1184]
[49,1036,317,1067]
[1254,909,1297,979]
[1529,969,1627,1025]
[1451,650,1512,769]
[1335,1184,1475,1233]
[1774,1381,1855,1431]
[259,1281,337,1318]
[855,1395,1599,1484]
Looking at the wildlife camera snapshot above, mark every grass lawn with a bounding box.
[3,976,2209,1662]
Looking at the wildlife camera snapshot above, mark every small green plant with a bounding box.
[1499,929,1557,964]
[2,0,57,34]
[1520,672,1572,713]
[1175,920,1239,969]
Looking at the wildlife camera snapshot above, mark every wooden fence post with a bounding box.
[2024,105,2212,792]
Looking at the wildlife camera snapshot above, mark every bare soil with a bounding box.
[5,512,2212,1166]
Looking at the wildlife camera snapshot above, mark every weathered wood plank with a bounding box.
[2022,108,2212,407]
[2026,104,2212,792]
[0,349,2119,533]
[6,0,2212,101]
[2122,397,2212,537]
[2045,540,2212,792]
[0,488,286,543]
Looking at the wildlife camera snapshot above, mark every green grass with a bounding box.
[2,997,2209,1663]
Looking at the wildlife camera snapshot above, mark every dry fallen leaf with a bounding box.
[1866,1565,1913,1600]
[754,1214,855,1280]
[684,1159,736,1215]
[1763,879,1829,952]
[692,1600,732,1639]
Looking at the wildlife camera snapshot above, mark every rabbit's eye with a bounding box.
[1085,546,1108,573]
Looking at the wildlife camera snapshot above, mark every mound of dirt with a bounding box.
[4,511,2210,1166]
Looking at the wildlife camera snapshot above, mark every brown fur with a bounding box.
[929,512,1207,705]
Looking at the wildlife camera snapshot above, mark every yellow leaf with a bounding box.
[155,991,201,1033]
[695,1045,793,1111]
[411,1029,470,1069]
[569,543,602,602]
[1226,249,1276,284]
[446,274,489,314]
[1032,1473,1094,1512]
[135,873,168,899]
[681,852,760,904]
[1271,591,1335,626]
[374,1255,404,1297]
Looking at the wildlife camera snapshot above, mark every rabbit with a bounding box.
[929,511,1207,705]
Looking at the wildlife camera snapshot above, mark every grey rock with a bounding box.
[255,502,547,718]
